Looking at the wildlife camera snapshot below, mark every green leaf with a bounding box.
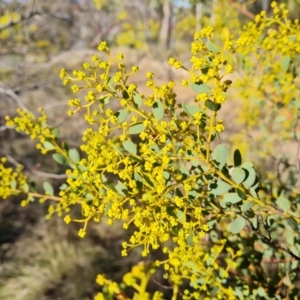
[213,144,228,169]
[107,77,116,92]
[177,210,186,224]
[231,167,246,184]
[105,202,112,216]
[241,201,254,212]
[129,123,145,134]
[210,179,232,196]
[206,41,219,53]
[223,193,242,204]
[205,100,220,111]
[281,56,290,72]
[23,183,29,193]
[59,183,68,191]
[133,92,142,108]
[52,128,60,139]
[180,166,189,180]
[10,180,17,189]
[229,216,246,234]
[189,83,211,94]
[233,149,242,167]
[242,162,256,188]
[276,196,291,212]
[43,141,55,150]
[182,104,203,117]
[152,99,164,121]
[52,153,68,165]
[122,140,137,155]
[68,148,80,163]
[43,181,54,196]
[116,110,129,123]
[287,217,298,231]
[115,181,128,196]
[167,206,176,218]
[236,188,247,200]
[142,173,154,187]
[186,232,194,247]
[112,144,124,156]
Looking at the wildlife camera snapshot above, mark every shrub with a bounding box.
[1,2,300,299]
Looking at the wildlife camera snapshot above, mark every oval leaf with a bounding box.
[229,216,246,234]
[152,99,164,121]
[189,83,211,94]
[52,153,68,165]
[210,179,232,196]
[223,192,242,204]
[241,201,254,212]
[122,140,137,155]
[276,197,291,212]
[116,109,129,123]
[231,167,246,184]
[205,100,220,111]
[133,93,142,108]
[43,181,54,196]
[206,41,219,53]
[115,181,128,196]
[242,162,256,188]
[129,123,145,134]
[43,141,55,150]
[183,104,203,117]
[68,148,80,163]
[233,149,242,167]
[213,144,228,169]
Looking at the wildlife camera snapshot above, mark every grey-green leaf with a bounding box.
[115,181,128,196]
[68,148,80,163]
[223,193,242,204]
[122,140,137,155]
[231,167,246,184]
[133,93,142,108]
[281,56,290,72]
[116,110,129,123]
[213,144,228,169]
[241,201,254,212]
[182,104,203,117]
[229,216,246,234]
[152,99,164,121]
[43,181,54,196]
[206,41,219,53]
[189,83,211,94]
[129,123,145,134]
[276,196,291,212]
[52,153,68,165]
[177,210,186,224]
[210,179,232,196]
[43,141,55,150]
[242,162,256,188]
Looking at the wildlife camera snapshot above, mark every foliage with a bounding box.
[1,1,300,300]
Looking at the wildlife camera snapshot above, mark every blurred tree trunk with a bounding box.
[159,0,173,51]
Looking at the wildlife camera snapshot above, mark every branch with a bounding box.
[246,221,300,261]
[228,0,255,20]
[0,86,29,111]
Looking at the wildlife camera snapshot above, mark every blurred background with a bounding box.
[0,0,300,299]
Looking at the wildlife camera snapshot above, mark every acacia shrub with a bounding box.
[1,2,300,299]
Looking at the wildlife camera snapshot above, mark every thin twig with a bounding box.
[31,170,67,179]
